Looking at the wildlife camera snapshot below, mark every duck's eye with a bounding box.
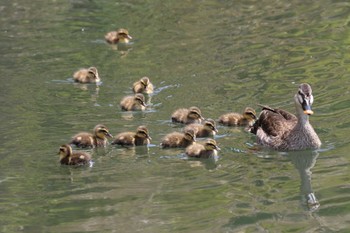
[59,148,65,152]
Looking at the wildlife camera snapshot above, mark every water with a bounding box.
[1,0,349,232]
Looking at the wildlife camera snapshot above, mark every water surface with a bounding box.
[0,0,349,232]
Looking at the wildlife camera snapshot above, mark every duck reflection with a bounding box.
[286,150,320,211]
[73,83,100,104]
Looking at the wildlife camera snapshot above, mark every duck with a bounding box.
[249,83,321,150]
[160,128,196,148]
[105,28,132,44]
[185,139,220,158]
[133,77,154,94]
[70,124,113,148]
[171,106,204,124]
[218,107,256,126]
[73,67,100,84]
[120,93,147,111]
[58,144,92,166]
[111,125,151,146]
[184,118,218,137]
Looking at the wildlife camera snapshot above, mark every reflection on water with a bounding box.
[287,151,320,212]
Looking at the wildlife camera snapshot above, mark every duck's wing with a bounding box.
[250,105,297,137]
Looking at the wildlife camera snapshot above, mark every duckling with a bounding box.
[70,124,113,148]
[171,106,204,124]
[160,129,196,148]
[58,144,92,166]
[73,67,100,84]
[120,93,147,111]
[111,125,151,146]
[249,83,321,150]
[219,107,257,126]
[133,77,154,94]
[184,118,218,137]
[105,28,132,44]
[185,139,220,159]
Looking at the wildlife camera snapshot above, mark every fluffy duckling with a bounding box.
[111,125,151,146]
[133,77,154,94]
[120,93,147,111]
[73,67,100,84]
[219,107,257,126]
[184,118,218,137]
[58,144,92,166]
[70,124,113,148]
[160,129,196,148]
[105,28,132,44]
[171,106,204,124]
[185,139,220,159]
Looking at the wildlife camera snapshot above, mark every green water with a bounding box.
[1,0,349,232]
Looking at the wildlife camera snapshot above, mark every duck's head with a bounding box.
[243,107,257,120]
[183,128,196,142]
[88,67,100,82]
[294,83,314,115]
[136,125,152,140]
[117,28,132,43]
[58,144,72,160]
[204,118,218,133]
[188,106,204,121]
[134,93,147,107]
[140,77,150,87]
[204,139,221,151]
[94,124,113,139]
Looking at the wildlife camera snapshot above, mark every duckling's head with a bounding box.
[243,107,257,121]
[134,93,147,107]
[58,144,72,160]
[94,124,113,139]
[183,128,196,142]
[204,118,218,133]
[294,83,314,115]
[204,139,221,151]
[140,77,150,87]
[136,125,152,140]
[117,28,132,43]
[88,67,100,82]
[188,106,204,121]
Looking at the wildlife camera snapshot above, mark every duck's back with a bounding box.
[70,132,94,148]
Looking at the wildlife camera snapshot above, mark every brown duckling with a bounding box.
[219,107,257,126]
[70,124,113,148]
[105,28,132,44]
[58,144,92,166]
[120,93,147,111]
[73,67,100,84]
[111,125,151,146]
[185,139,220,159]
[171,106,204,124]
[160,129,196,148]
[184,118,218,137]
[133,77,154,94]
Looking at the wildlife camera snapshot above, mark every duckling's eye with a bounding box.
[59,148,65,152]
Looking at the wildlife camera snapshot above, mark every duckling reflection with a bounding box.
[287,150,320,211]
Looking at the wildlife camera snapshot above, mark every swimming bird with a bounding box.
[120,93,147,111]
[184,118,218,137]
[73,67,100,84]
[218,107,256,126]
[160,129,196,148]
[105,28,132,44]
[70,124,113,148]
[185,139,220,158]
[111,125,151,146]
[58,144,92,166]
[249,83,321,150]
[171,106,204,124]
[133,77,154,94]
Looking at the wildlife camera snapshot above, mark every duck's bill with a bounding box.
[304,109,314,115]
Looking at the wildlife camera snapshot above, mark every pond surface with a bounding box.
[1,0,349,232]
